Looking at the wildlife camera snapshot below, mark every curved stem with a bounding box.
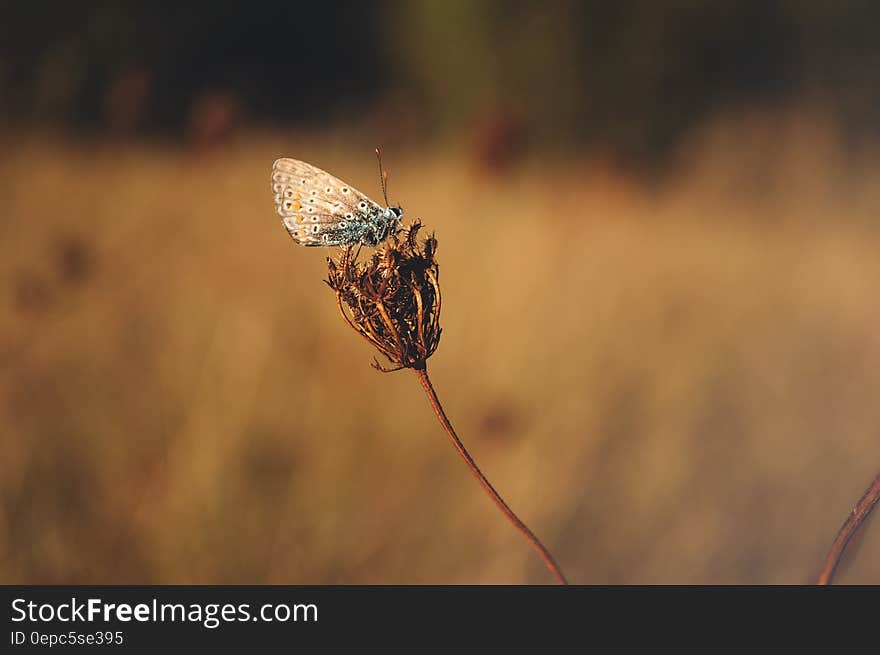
[817,469,880,585]
[415,367,569,584]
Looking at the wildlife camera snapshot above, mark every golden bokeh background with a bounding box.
[2,2,879,583]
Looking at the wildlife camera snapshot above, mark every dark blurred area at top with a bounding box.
[1,1,878,167]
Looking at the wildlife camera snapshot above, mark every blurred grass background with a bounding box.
[1,1,880,583]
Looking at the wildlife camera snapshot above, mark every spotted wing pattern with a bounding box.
[271,158,383,247]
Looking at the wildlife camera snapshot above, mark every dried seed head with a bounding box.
[326,221,441,372]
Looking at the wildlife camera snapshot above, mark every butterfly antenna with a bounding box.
[375,146,390,207]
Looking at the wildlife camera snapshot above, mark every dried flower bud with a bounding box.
[326,221,441,372]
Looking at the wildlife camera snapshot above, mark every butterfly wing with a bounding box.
[271,158,383,247]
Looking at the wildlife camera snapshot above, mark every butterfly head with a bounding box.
[384,205,404,230]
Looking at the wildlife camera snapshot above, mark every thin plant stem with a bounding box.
[817,469,880,585]
[415,366,569,585]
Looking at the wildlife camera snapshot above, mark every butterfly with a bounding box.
[271,151,403,247]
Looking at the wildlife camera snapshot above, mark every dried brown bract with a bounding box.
[326,221,441,372]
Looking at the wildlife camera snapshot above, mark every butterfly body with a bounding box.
[271,157,403,247]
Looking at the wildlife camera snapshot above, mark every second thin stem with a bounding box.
[817,469,880,585]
